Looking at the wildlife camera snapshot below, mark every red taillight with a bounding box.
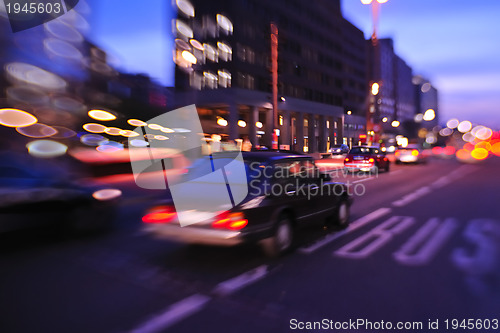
[142,206,177,224]
[212,212,248,230]
[412,150,419,156]
[395,151,401,157]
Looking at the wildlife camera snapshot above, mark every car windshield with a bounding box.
[184,155,262,183]
[350,147,380,154]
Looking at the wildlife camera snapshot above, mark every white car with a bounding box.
[395,145,427,164]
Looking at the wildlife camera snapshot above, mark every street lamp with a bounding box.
[423,109,435,121]
[363,0,388,145]
[361,0,389,41]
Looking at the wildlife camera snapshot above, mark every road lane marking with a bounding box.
[129,265,274,332]
[431,176,452,188]
[394,218,459,266]
[334,216,415,259]
[393,165,479,207]
[131,294,211,333]
[452,219,500,294]
[299,207,392,254]
[212,265,269,297]
[352,177,374,184]
[392,186,431,207]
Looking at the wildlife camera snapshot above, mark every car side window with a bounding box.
[274,160,300,179]
[299,160,318,179]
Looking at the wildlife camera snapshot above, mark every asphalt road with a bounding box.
[1,156,499,333]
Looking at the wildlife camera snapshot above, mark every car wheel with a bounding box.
[326,197,350,228]
[335,198,350,227]
[260,214,294,257]
[385,162,390,172]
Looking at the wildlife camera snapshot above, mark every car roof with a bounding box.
[241,151,310,162]
[351,146,380,149]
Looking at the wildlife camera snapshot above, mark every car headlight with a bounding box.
[92,189,122,201]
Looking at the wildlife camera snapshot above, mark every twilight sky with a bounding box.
[341,0,500,129]
[86,0,500,129]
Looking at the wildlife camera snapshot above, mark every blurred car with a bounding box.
[395,144,428,164]
[329,144,350,155]
[70,147,190,190]
[0,153,120,234]
[142,151,352,257]
[344,146,390,173]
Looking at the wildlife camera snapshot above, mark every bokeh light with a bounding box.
[130,139,149,147]
[51,126,76,138]
[471,148,488,160]
[491,142,500,156]
[16,123,57,138]
[0,108,38,127]
[92,189,122,201]
[462,132,475,142]
[120,130,140,137]
[26,140,68,158]
[475,141,491,151]
[457,120,472,133]
[88,109,116,121]
[81,134,109,146]
[161,127,175,133]
[148,124,162,130]
[104,127,122,135]
[128,119,147,127]
[423,109,435,121]
[475,127,492,141]
[446,118,459,129]
[83,123,107,133]
[4,62,67,91]
[456,149,471,160]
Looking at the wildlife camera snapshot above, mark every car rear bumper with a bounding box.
[397,155,419,163]
[344,164,375,172]
[144,223,243,246]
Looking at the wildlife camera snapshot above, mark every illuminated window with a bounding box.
[216,14,233,35]
[204,43,218,62]
[203,71,218,89]
[218,70,231,88]
[217,42,232,62]
[173,19,193,38]
[190,72,203,90]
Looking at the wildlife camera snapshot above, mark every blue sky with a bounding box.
[86,0,175,87]
[85,0,500,129]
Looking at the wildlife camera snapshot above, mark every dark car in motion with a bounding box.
[329,144,350,155]
[344,146,390,173]
[142,151,352,256]
[0,154,121,235]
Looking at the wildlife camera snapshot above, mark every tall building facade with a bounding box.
[367,38,431,142]
[171,0,367,152]
[413,75,439,130]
